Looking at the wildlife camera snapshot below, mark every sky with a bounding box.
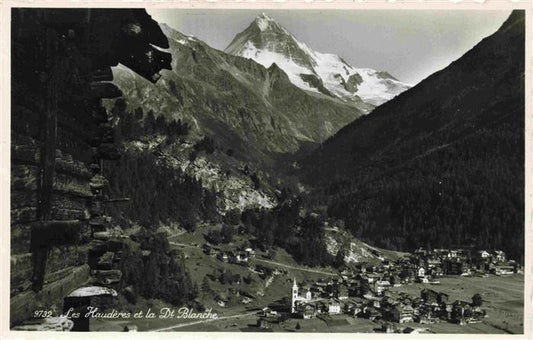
[148,9,511,85]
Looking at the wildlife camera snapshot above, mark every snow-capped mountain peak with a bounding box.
[225,14,410,108]
[255,12,276,31]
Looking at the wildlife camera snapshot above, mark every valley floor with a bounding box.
[89,225,524,334]
[91,274,523,333]
[388,274,524,334]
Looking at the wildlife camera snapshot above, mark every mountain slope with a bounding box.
[302,11,525,262]
[111,23,367,163]
[225,13,410,107]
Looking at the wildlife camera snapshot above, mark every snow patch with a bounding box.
[353,68,410,106]
[239,41,319,94]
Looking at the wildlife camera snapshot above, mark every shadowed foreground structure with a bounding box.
[10,8,170,328]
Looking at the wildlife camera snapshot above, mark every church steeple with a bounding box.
[291,278,299,313]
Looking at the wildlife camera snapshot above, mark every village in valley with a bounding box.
[281,249,519,333]
[189,232,523,334]
[82,203,524,334]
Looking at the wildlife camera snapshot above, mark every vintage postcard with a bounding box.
[1,1,531,338]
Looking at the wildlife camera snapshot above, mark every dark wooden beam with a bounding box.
[104,198,130,203]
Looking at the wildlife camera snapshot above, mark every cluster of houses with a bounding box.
[336,247,518,289]
[200,240,519,330]
[409,248,519,277]
[203,243,256,265]
[253,247,520,329]
[286,277,486,327]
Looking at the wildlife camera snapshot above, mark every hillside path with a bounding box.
[251,258,337,276]
[169,241,198,249]
[168,241,337,276]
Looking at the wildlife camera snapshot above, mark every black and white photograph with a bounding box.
[4,5,528,335]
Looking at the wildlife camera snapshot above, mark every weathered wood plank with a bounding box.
[37,28,59,223]
[91,68,113,82]
[55,132,94,164]
[53,172,92,198]
[50,195,90,212]
[11,164,39,191]
[46,245,91,280]
[11,245,91,294]
[92,269,122,285]
[10,264,90,326]
[54,157,92,179]
[11,145,40,166]
[89,198,105,216]
[30,220,83,247]
[10,190,38,210]
[104,198,130,203]
[10,253,33,292]
[90,82,122,98]
[11,224,32,254]
[11,177,91,212]
[11,207,38,225]
[50,207,89,221]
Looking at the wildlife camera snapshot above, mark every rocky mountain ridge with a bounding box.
[225,13,410,107]
[111,21,369,163]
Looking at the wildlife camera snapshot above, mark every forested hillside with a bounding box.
[103,99,219,230]
[302,11,525,262]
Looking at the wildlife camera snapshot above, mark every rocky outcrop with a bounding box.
[343,73,363,93]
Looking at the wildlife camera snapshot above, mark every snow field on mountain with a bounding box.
[228,15,411,107]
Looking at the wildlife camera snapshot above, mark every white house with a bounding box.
[328,300,342,315]
[417,267,426,278]
[235,252,248,263]
[245,247,255,257]
[374,280,391,295]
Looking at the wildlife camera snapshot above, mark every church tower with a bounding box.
[291,278,299,313]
